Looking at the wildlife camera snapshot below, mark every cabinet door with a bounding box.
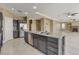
[33,34,38,49]
[47,50,57,55]
[36,20,41,31]
[47,37,58,55]
[38,36,47,54]
[24,32,28,43]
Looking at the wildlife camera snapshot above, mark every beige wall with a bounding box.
[53,21,61,34]
[0,6,22,20]
[44,18,51,32]
[3,16,13,43]
[72,21,79,26]
[0,7,22,43]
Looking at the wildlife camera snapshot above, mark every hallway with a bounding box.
[0,38,44,55]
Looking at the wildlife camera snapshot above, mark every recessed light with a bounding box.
[33,6,37,9]
[11,8,15,10]
[24,12,28,15]
[68,16,71,17]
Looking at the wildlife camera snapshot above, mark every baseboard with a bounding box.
[3,39,13,44]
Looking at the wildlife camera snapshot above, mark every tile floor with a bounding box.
[0,38,44,55]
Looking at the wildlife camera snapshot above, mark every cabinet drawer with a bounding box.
[33,38,38,48]
[47,46,58,53]
[47,50,58,55]
[47,41,58,49]
[38,35,47,40]
[33,34,38,38]
[24,32,28,43]
[47,37,58,44]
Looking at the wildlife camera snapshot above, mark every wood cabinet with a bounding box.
[66,22,72,31]
[27,18,53,32]
[36,20,41,31]
[29,20,32,31]
[50,20,53,32]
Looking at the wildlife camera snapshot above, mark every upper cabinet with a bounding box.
[36,20,41,31]
[36,18,53,33]
[29,20,32,31]
[36,18,44,32]
[66,22,72,32]
[44,18,53,33]
[27,17,54,33]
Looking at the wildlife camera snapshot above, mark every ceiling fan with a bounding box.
[63,12,78,21]
[64,12,78,16]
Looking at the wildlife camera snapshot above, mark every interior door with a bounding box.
[13,20,20,38]
[0,12,3,49]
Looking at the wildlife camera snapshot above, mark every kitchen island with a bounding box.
[24,31,65,55]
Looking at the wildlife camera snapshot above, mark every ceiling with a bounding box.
[1,3,79,22]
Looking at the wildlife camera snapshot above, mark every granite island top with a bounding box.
[25,31,64,39]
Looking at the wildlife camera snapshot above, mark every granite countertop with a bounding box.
[25,31,64,39]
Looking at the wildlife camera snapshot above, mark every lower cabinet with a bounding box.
[33,37,38,48]
[47,37,58,55]
[24,32,28,43]
[32,34,59,55]
[33,34,38,49]
[33,34,47,54]
[47,50,57,55]
[24,32,64,55]
[38,36,47,54]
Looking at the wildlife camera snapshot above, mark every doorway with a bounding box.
[13,20,20,38]
[19,20,27,38]
[13,20,27,38]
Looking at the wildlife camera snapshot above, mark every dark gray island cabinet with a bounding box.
[24,32,65,55]
[47,37,58,55]
[24,32,28,43]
